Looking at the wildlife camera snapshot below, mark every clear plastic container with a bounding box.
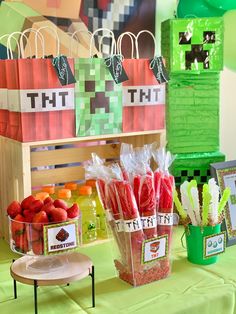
[86,179,108,239]
[8,215,82,257]
[77,185,97,244]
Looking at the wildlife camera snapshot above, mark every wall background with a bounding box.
[220,69,236,160]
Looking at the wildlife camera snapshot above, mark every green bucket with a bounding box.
[185,224,221,265]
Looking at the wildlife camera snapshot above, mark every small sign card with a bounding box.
[43,220,79,255]
[142,235,168,264]
[52,55,76,86]
[204,232,226,259]
[104,55,128,84]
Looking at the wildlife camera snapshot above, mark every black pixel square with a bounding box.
[203,31,216,44]
[181,170,188,176]
[194,170,200,176]
[179,32,192,45]
[201,176,207,183]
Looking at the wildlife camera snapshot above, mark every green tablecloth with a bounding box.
[0,227,236,314]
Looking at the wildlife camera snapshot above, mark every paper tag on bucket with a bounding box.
[203,232,226,259]
[142,235,168,264]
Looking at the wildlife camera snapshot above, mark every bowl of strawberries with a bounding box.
[7,194,81,256]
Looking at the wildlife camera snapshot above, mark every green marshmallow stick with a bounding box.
[202,184,212,226]
[218,187,231,216]
[174,190,187,220]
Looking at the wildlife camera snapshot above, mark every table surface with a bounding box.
[1,226,236,314]
[10,252,93,286]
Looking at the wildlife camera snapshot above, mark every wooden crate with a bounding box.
[0,130,165,240]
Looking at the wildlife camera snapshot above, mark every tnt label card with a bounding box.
[142,235,168,264]
[204,232,226,259]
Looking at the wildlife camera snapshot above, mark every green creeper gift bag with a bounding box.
[74,29,122,137]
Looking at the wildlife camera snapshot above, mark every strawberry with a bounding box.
[32,211,49,231]
[7,201,22,219]
[41,202,55,217]
[11,214,25,236]
[14,233,28,254]
[44,196,54,205]
[67,203,80,219]
[53,199,68,211]
[50,207,67,222]
[26,225,41,242]
[23,209,35,223]
[21,195,36,210]
[29,200,44,213]
[32,239,44,255]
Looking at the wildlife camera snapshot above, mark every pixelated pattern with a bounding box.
[170,152,225,186]
[82,0,141,55]
[174,168,211,186]
[161,18,223,72]
[74,58,122,136]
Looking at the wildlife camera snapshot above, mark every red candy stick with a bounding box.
[139,173,157,239]
[114,180,144,272]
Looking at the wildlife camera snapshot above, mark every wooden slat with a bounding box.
[31,166,85,187]
[0,137,32,241]
[27,130,165,148]
[121,133,161,147]
[31,143,120,168]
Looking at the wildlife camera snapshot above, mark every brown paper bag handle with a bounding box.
[20,28,45,59]
[136,30,157,59]
[98,34,117,58]
[7,32,28,59]
[70,30,93,58]
[89,28,116,58]
[35,26,60,57]
[117,32,136,59]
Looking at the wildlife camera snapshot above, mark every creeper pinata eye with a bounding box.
[203,31,216,43]
[179,32,192,45]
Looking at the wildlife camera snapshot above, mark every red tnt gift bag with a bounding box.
[5,29,75,142]
[0,35,9,137]
[118,31,166,133]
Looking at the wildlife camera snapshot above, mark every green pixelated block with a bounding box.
[0,2,40,50]
[161,18,223,73]
[171,151,225,186]
[166,72,220,153]
[74,58,122,137]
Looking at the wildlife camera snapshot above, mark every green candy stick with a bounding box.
[202,184,212,226]
[218,187,231,216]
[174,190,187,220]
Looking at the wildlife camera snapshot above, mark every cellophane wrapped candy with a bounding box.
[85,147,175,286]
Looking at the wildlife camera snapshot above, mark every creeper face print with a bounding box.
[179,30,216,70]
[162,18,223,72]
[74,58,122,136]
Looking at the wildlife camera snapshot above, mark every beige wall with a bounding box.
[220,68,236,160]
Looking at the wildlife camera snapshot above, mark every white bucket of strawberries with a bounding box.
[7,193,81,256]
